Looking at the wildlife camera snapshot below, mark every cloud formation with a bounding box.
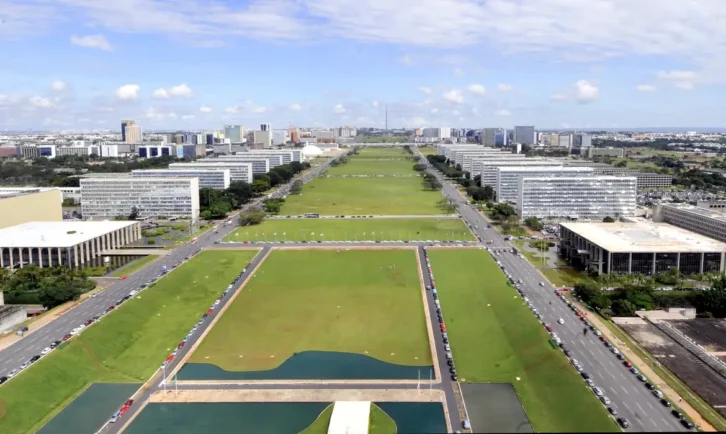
[152,84,193,99]
[333,104,346,113]
[467,84,486,96]
[70,34,112,51]
[574,80,599,104]
[442,89,464,104]
[115,84,140,101]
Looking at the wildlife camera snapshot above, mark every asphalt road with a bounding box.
[414,148,687,432]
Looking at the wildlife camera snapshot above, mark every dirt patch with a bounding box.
[620,322,726,418]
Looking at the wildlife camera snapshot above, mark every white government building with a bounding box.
[132,169,231,190]
[0,221,141,268]
[168,162,254,184]
[517,176,637,220]
[80,177,200,220]
[495,166,594,204]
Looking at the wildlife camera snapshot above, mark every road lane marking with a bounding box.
[621,386,629,395]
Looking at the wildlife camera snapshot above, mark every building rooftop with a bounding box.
[664,203,726,223]
[0,187,57,199]
[561,221,726,253]
[0,221,137,248]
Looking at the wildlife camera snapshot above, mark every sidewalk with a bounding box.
[568,297,716,432]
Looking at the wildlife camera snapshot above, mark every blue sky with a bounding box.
[1,0,725,131]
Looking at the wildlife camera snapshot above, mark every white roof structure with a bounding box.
[0,221,137,248]
[302,144,324,157]
[561,222,726,253]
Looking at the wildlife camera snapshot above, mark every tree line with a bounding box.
[574,276,726,318]
[199,161,310,220]
[1,266,95,309]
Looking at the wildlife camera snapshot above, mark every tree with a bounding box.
[611,299,637,317]
[266,170,283,187]
[524,216,544,231]
[289,180,303,195]
[615,160,628,167]
[413,164,427,171]
[490,203,516,220]
[128,206,140,220]
[239,206,266,226]
[602,216,615,222]
[251,179,270,194]
[62,198,76,207]
[226,181,252,205]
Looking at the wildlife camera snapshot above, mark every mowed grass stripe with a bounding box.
[281,177,444,216]
[0,250,257,434]
[189,250,432,371]
[326,159,416,175]
[224,218,475,242]
[428,249,619,433]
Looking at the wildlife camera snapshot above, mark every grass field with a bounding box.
[301,404,396,434]
[224,218,475,242]
[189,250,431,371]
[355,148,410,159]
[0,250,258,434]
[109,255,158,277]
[282,177,444,215]
[417,146,437,155]
[327,159,416,175]
[427,249,619,433]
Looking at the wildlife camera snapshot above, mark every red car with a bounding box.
[247,261,252,267]
[107,305,115,312]
[207,309,213,315]
[575,311,582,317]
[580,316,586,322]
[545,325,553,332]
[440,324,446,332]
[62,334,72,341]
[178,342,185,349]
[125,399,134,407]
[120,276,127,280]
[119,404,130,416]
[623,361,632,368]
[599,336,606,342]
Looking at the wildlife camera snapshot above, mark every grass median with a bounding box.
[189,250,432,371]
[224,218,475,242]
[109,255,158,278]
[0,250,258,434]
[281,177,444,216]
[428,249,619,432]
[327,159,416,176]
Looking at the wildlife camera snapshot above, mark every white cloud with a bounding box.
[494,109,511,116]
[497,84,513,92]
[199,105,212,113]
[182,114,195,120]
[419,86,432,95]
[289,103,302,111]
[28,96,54,108]
[657,70,697,90]
[152,84,193,99]
[116,84,140,101]
[51,81,67,91]
[251,106,268,113]
[70,34,112,51]
[550,93,569,102]
[574,80,599,104]
[333,104,346,114]
[637,84,657,92]
[225,105,240,114]
[442,89,464,104]
[467,84,486,97]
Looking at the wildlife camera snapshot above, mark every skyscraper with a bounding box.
[260,123,271,132]
[482,128,498,147]
[124,125,143,143]
[121,120,135,142]
[224,125,244,143]
[514,126,535,146]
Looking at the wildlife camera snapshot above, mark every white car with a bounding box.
[129,290,138,297]
[611,348,620,355]
[7,369,18,378]
[539,282,545,287]
[214,300,221,306]
[557,318,565,325]
[593,386,604,396]
[595,330,602,337]
[41,347,51,355]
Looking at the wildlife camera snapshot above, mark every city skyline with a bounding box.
[1,0,725,130]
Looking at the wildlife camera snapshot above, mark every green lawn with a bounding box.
[417,146,437,156]
[224,218,475,242]
[541,267,585,287]
[427,249,619,433]
[0,250,258,434]
[327,159,416,175]
[355,148,411,159]
[282,177,444,216]
[109,255,158,277]
[300,404,396,434]
[190,250,431,371]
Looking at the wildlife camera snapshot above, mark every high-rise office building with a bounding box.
[260,123,271,132]
[224,125,244,143]
[514,126,535,146]
[121,120,135,142]
[482,128,498,147]
[125,125,143,143]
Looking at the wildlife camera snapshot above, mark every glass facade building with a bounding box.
[518,176,636,220]
[80,177,200,220]
[132,169,231,190]
[168,162,253,184]
[495,166,594,204]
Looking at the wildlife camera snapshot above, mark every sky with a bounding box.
[1,0,726,131]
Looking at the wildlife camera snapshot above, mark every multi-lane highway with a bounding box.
[0,156,338,384]
[415,148,688,432]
